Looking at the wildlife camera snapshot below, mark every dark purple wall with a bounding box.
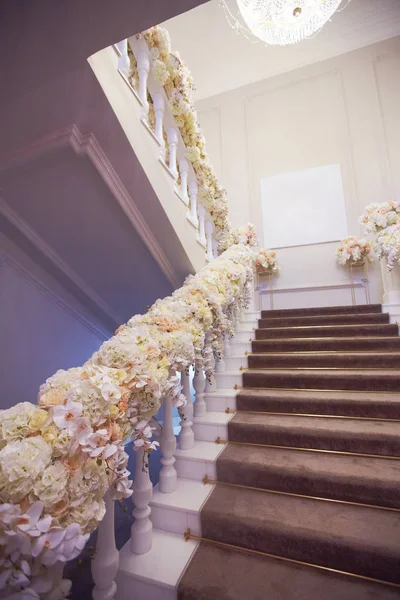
[0,0,208,106]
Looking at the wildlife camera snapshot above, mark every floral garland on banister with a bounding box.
[0,241,256,598]
[134,26,230,249]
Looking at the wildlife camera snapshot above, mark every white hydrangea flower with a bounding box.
[33,463,68,509]
[69,459,108,507]
[65,499,106,532]
[0,403,47,449]
[185,146,201,164]
[0,437,52,502]
[152,59,169,85]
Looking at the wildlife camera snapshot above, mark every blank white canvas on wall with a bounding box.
[260,164,348,248]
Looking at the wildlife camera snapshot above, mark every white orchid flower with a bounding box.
[101,381,121,402]
[52,401,82,430]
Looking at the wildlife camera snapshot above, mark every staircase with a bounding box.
[175,304,400,600]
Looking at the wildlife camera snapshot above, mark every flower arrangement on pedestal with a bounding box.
[0,242,256,598]
[359,201,400,235]
[335,236,373,266]
[254,248,280,274]
[375,224,400,271]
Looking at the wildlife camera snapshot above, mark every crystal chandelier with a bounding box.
[220,0,346,46]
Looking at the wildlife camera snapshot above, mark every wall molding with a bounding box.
[197,105,224,182]
[243,68,359,239]
[0,197,123,330]
[371,51,400,203]
[0,124,181,289]
[0,249,109,341]
[257,280,364,295]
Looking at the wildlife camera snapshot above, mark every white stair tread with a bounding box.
[151,478,214,513]
[192,412,234,425]
[204,389,237,398]
[118,529,198,589]
[175,440,226,461]
[215,370,242,376]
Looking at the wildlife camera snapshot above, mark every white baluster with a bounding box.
[212,237,218,259]
[193,365,206,417]
[240,305,246,322]
[235,307,241,333]
[137,51,150,117]
[197,204,207,245]
[179,157,189,205]
[116,40,130,77]
[92,492,119,600]
[159,395,178,493]
[131,449,153,554]
[215,335,226,373]
[48,563,65,600]
[206,220,214,262]
[224,334,232,358]
[153,93,165,148]
[215,355,225,373]
[188,180,199,227]
[168,128,179,178]
[178,371,195,450]
[205,354,217,392]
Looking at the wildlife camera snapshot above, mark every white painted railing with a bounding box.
[113,36,218,262]
[90,36,230,600]
[90,316,245,598]
[91,365,208,598]
[89,288,256,599]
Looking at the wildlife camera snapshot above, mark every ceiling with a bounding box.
[162,0,400,100]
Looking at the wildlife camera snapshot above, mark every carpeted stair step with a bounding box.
[261,304,382,318]
[243,368,400,392]
[200,485,400,584]
[178,542,400,600]
[255,323,398,339]
[216,443,400,508]
[236,388,400,419]
[258,312,389,328]
[247,351,400,369]
[252,336,400,353]
[228,412,400,456]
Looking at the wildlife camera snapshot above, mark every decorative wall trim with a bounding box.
[0,124,181,289]
[372,52,398,202]
[243,68,358,239]
[0,197,123,329]
[197,105,224,181]
[257,280,364,295]
[336,70,360,228]
[0,249,109,341]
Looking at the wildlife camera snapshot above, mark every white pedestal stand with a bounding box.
[381,259,400,327]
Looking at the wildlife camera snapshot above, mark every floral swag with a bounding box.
[129,25,230,250]
[0,241,257,598]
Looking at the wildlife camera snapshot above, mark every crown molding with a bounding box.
[0,249,109,341]
[0,197,123,330]
[0,125,181,289]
